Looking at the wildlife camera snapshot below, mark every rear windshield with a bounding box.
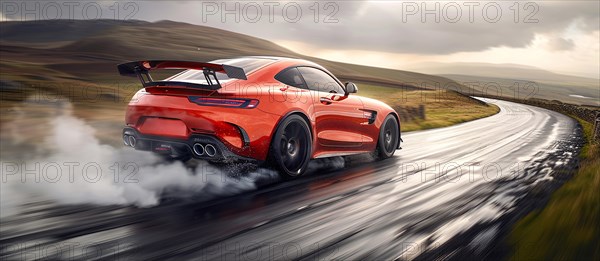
[163,58,274,84]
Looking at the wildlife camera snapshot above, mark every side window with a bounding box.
[297,67,344,94]
[274,67,306,89]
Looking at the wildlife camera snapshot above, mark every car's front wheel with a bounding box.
[374,114,400,160]
[269,115,312,178]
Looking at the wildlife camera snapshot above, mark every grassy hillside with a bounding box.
[442,74,599,106]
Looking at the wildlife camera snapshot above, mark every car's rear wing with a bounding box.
[117,60,247,90]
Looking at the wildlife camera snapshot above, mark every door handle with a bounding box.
[320,97,332,104]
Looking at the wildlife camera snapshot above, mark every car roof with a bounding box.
[240,56,297,61]
[228,56,322,67]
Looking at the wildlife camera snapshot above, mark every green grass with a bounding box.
[358,83,500,132]
[509,117,600,260]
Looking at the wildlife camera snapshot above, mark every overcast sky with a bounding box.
[2,1,599,78]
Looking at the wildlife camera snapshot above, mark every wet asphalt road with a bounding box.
[0,98,582,260]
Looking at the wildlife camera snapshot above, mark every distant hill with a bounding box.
[405,62,598,86]
[0,19,148,44]
[0,20,461,90]
[405,62,599,106]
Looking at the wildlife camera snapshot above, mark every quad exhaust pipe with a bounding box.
[205,144,216,157]
[128,136,136,147]
[123,135,217,158]
[193,143,205,156]
[193,143,217,157]
[123,135,136,147]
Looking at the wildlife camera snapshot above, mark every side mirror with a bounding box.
[345,82,358,95]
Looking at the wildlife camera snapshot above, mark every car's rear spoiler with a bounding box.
[117,60,247,90]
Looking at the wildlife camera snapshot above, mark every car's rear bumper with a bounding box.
[125,94,280,161]
[122,127,258,163]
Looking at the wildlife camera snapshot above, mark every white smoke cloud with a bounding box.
[0,98,280,218]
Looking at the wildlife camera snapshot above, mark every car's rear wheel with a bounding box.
[270,115,312,178]
[374,114,399,160]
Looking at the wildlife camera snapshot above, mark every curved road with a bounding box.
[0,98,581,260]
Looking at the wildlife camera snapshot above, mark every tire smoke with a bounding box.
[0,98,280,218]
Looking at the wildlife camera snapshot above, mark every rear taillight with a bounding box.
[188,96,259,109]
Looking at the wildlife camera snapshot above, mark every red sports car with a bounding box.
[119,57,402,177]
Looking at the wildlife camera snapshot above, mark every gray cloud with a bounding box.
[140,1,599,54]
[4,1,598,54]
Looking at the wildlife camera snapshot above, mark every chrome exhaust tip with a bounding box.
[205,144,216,157]
[193,143,205,156]
[128,136,136,147]
[123,135,130,146]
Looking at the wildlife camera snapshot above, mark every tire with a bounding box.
[374,114,400,160]
[269,114,312,178]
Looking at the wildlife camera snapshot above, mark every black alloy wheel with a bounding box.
[270,115,312,177]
